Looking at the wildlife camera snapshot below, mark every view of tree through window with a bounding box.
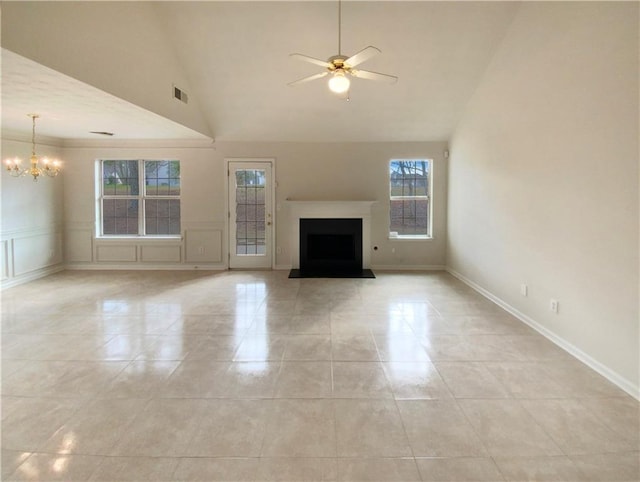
[389,159,431,237]
[100,160,180,236]
[235,169,266,254]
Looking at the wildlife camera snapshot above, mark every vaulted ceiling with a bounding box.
[1,1,520,143]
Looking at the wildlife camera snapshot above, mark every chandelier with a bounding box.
[4,114,62,181]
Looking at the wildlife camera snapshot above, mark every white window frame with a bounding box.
[96,159,181,238]
[389,158,433,240]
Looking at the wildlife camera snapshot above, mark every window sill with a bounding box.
[96,236,183,241]
[388,235,433,241]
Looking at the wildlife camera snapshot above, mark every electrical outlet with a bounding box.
[276,246,282,254]
[520,284,528,297]
[197,246,204,255]
[550,299,559,314]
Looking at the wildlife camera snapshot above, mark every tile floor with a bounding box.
[1,270,638,481]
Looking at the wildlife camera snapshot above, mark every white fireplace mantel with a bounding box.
[287,200,377,269]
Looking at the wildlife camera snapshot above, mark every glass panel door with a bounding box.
[229,161,272,269]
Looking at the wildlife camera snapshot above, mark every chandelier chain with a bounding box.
[30,114,39,158]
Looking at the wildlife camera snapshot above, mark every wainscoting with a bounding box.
[1,225,64,288]
[62,224,226,271]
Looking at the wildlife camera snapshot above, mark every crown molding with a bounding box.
[1,129,215,150]
[61,138,216,149]
[1,129,65,147]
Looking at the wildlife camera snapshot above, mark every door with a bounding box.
[228,160,273,269]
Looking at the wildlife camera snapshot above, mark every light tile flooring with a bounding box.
[1,270,638,481]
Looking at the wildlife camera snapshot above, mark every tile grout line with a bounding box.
[371,328,425,480]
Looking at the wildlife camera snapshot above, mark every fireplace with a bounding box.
[286,200,376,278]
[300,218,362,274]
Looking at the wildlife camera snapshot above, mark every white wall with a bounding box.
[1,138,65,286]
[1,2,211,138]
[447,2,639,395]
[61,140,447,270]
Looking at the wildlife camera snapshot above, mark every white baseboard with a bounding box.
[65,263,228,271]
[372,264,446,271]
[1,264,65,290]
[446,267,640,401]
[274,264,293,271]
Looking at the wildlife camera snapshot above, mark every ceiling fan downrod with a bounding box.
[337,0,342,56]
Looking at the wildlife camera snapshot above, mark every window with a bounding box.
[99,160,180,236]
[389,159,431,238]
[234,169,267,254]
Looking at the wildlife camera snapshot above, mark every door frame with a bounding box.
[224,158,276,269]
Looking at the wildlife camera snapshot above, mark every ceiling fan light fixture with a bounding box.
[328,71,350,94]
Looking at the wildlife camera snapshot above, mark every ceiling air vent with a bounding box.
[173,85,188,104]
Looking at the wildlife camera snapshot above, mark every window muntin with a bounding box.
[99,160,180,236]
[389,159,431,238]
[235,169,267,255]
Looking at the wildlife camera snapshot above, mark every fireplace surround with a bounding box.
[287,200,376,278]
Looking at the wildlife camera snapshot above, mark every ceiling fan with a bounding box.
[288,0,398,95]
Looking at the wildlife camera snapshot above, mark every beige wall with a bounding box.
[217,141,448,269]
[1,138,65,286]
[61,144,225,267]
[60,141,447,269]
[447,2,639,395]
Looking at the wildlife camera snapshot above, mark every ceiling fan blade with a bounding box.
[290,53,332,69]
[287,71,329,87]
[351,69,398,84]
[344,46,381,68]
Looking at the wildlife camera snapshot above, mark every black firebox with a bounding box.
[289,218,374,278]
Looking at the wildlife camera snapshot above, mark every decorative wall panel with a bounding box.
[13,231,62,276]
[95,245,137,262]
[65,228,93,263]
[140,245,181,263]
[185,229,223,263]
[1,240,8,281]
